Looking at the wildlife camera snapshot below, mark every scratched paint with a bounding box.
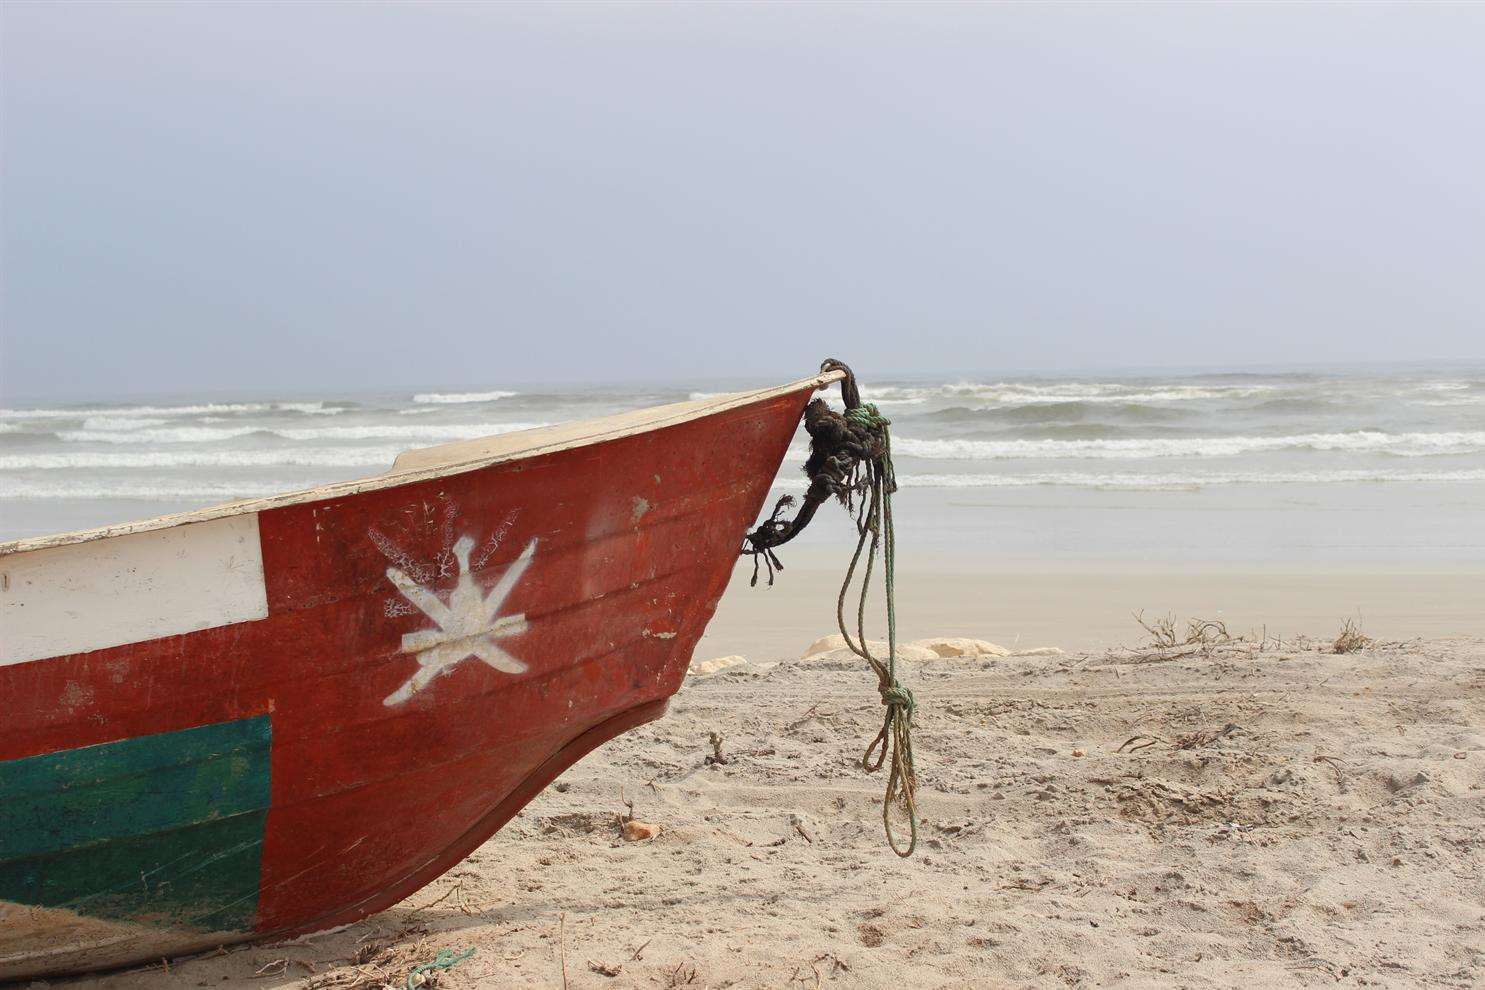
[0,716,271,931]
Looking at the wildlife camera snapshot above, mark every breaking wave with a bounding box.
[0,401,346,420]
[57,422,550,445]
[411,390,519,404]
[923,401,1191,425]
[771,468,1485,491]
[892,431,1485,461]
[1,448,405,470]
[11,467,1485,500]
[859,381,1277,405]
[0,478,315,500]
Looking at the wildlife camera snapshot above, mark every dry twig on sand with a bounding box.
[1117,613,1291,664]
[705,730,728,765]
[1175,723,1238,750]
[1332,618,1372,654]
[1134,611,1180,648]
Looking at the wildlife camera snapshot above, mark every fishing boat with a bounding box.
[0,368,846,980]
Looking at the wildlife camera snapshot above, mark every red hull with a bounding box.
[0,379,824,979]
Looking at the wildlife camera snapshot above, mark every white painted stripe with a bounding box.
[0,514,268,666]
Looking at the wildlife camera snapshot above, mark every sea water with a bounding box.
[3,367,1483,569]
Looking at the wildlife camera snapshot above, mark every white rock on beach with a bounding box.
[800,642,938,668]
[690,655,749,677]
[909,637,1011,658]
[803,634,848,657]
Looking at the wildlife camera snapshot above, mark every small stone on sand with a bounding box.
[621,820,657,842]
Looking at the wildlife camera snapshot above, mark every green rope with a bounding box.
[407,947,475,989]
[835,403,918,857]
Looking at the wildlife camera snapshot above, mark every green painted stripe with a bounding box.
[0,716,271,931]
[0,715,272,806]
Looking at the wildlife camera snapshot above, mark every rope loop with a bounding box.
[741,359,919,856]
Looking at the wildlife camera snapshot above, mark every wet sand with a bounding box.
[697,563,1485,660]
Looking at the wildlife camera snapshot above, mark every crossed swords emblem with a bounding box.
[382,535,538,706]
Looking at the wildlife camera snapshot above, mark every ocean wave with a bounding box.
[1411,395,1485,407]
[0,478,314,500]
[1,448,404,470]
[769,468,1485,491]
[891,431,1485,461]
[57,422,550,445]
[1245,397,1347,414]
[277,401,353,415]
[9,465,1484,500]
[276,422,548,442]
[411,390,519,404]
[975,424,1200,441]
[860,381,1277,405]
[0,400,348,421]
[59,426,264,444]
[923,401,1190,425]
[79,416,172,431]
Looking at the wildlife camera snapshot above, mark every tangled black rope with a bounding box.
[742,359,919,856]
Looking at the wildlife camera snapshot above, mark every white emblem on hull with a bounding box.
[383,535,537,706]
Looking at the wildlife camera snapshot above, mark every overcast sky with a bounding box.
[2,2,1482,399]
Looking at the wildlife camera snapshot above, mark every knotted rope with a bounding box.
[406,947,475,989]
[742,360,919,857]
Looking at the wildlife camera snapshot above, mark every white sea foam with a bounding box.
[0,401,345,420]
[79,416,171,431]
[892,431,1485,461]
[9,465,1483,500]
[59,426,266,444]
[769,468,1485,491]
[411,390,519,404]
[0,478,312,500]
[1,448,405,470]
[1411,395,1485,407]
[860,381,1278,405]
[57,422,550,445]
[273,422,548,442]
[272,402,349,415]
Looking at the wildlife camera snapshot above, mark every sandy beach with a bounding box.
[46,560,1483,990]
[7,2,1484,985]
